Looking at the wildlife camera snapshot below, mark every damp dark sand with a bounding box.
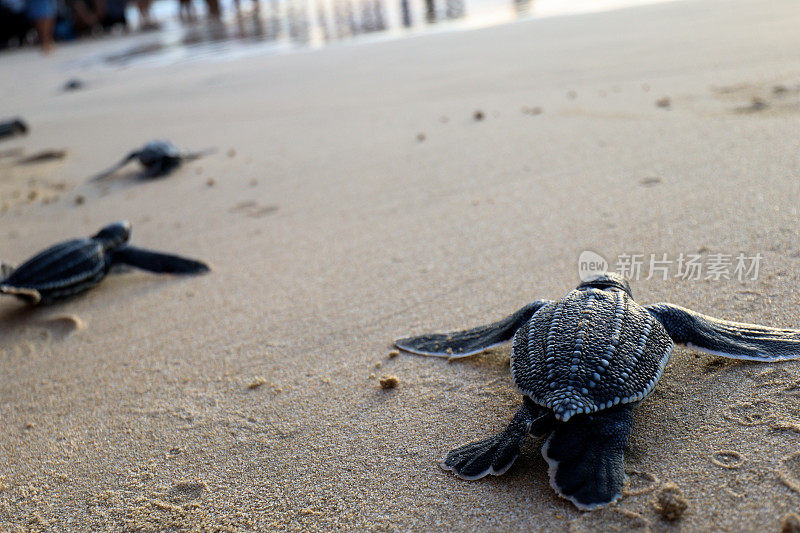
[2,0,800,529]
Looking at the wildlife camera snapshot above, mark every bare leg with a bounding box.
[34,18,54,53]
[205,0,220,19]
[137,0,156,28]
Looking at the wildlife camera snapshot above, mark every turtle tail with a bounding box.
[541,405,633,510]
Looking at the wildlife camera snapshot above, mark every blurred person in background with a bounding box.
[179,0,197,23]
[67,0,104,35]
[137,0,159,29]
[204,0,220,18]
[26,0,57,52]
[101,0,128,30]
[232,0,259,14]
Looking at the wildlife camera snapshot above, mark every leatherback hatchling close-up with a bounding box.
[395,272,800,510]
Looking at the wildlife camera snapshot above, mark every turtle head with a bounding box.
[93,221,131,248]
[577,272,632,297]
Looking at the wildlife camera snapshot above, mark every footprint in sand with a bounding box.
[570,508,650,532]
[772,420,800,434]
[11,341,36,358]
[0,314,85,359]
[229,201,279,218]
[735,97,769,113]
[753,367,793,389]
[722,400,778,426]
[167,480,207,503]
[38,314,86,340]
[17,150,67,165]
[770,383,800,422]
[723,476,748,499]
[701,357,737,374]
[623,470,660,496]
[711,450,744,469]
[777,381,800,400]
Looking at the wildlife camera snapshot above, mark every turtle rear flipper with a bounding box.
[647,303,800,361]
[0,284,42,305]
[89,152,138,181]
[395,300,552,358]
[111,246,209,275]
[542,405,632,510]
[441,402,552,480]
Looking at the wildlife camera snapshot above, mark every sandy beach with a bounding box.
[2,0,800,529]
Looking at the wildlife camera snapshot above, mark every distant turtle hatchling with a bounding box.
[90,140,214,180]
[0,221,209,305]
[395,272,800,509]
[0,118,28,141]
[63,78,85,91]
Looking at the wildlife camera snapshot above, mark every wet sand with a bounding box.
[2,0,800,529]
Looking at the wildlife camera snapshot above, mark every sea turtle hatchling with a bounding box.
[0,118,28,141]
[90,140,214,180]
[395,272,800,510]
[0,221,209,305]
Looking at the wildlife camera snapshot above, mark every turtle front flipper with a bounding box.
[647,303,800,361]
[111,246,210,275]
[542,405,633,510]
[89,152,138,181]
[441,401,552,480]
[395,300,552,358]
[0,284,42,305]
